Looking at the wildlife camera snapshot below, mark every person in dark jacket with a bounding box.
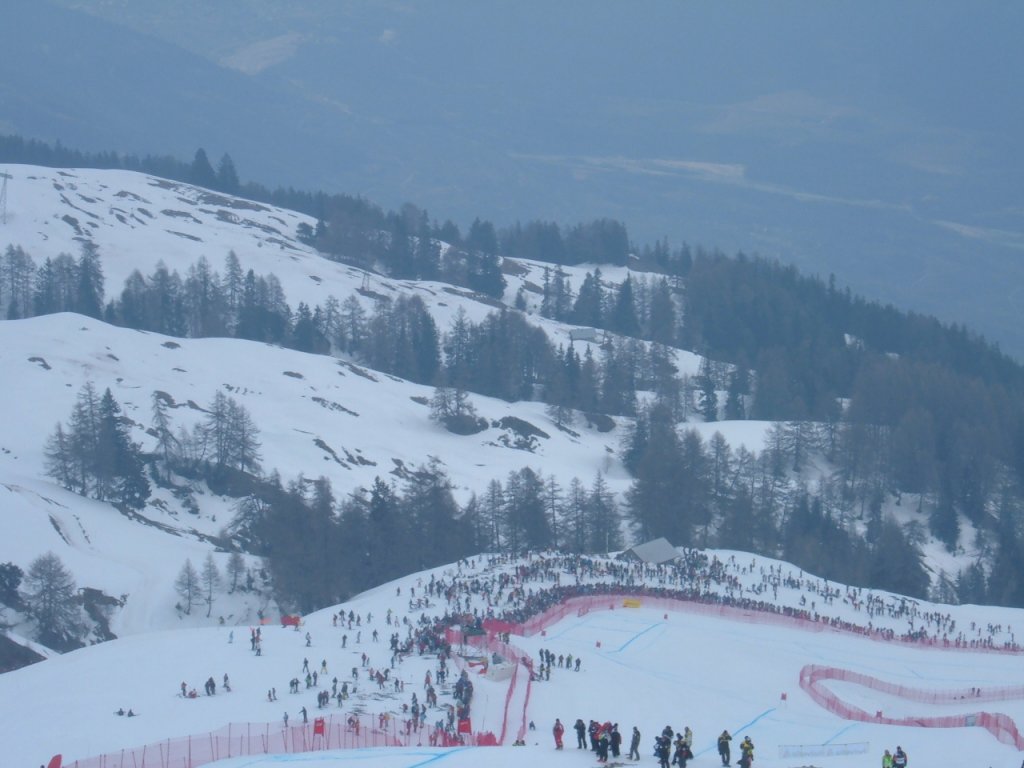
[718,730,732,766]
[596,724,610,763]
[610,724,622,757]
[575,718,587,749]
[629,726,641,761]
[655,735,671,768]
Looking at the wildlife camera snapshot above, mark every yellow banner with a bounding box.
[622,598,642,609]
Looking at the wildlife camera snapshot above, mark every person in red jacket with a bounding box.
[553,718,565,749]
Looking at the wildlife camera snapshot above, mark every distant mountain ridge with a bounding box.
[5,1,1024,354]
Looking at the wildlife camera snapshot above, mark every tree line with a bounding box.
[226,460,622,613]
[14,239,1024,608]
[7,134,1024,609]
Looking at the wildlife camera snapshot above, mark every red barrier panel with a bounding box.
[65,713,447,768]
[800,664,1024,750]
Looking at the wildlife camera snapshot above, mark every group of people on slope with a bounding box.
[553,718,633,762]
[717,730,754,768]
[882,746,908,768]
[655,725,694,768]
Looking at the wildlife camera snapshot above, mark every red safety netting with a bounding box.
[63,712,483,768]
[443,626,534,745]
[800,664,1024,750]
[484,592,1024,656]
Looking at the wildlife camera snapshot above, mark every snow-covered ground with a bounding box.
[3,552,1024,768]
[0,164,709,383]
[0,309,771,640]
[4,164,1020,768]
[0,165,776,641]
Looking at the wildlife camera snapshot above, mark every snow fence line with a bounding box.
[60,714,479,768]
[800,664,1024,751]
[480,590,1024,656]
[777,741,869,758]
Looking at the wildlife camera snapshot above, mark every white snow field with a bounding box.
[3,553,1024,768]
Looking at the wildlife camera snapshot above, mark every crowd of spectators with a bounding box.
[410,551,1021,654]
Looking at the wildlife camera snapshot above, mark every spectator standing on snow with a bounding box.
[738,736,754,768]
[892,746,907,768]
[655,735,671,768]
[553,718,564,749]
[718,730,732,766]
[575,718,587,749]
[597,724,611,763]
[629,726,641,760]
[882,749,893,768]
[674,734,694,767]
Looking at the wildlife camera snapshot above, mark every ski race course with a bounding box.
[5,554,1024,768]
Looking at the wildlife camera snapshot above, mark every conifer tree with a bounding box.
[647,278,676,344]
[572,270,605,327]
[1,244,36,319]
[190,148,218,189]
[586,472,621,552]
[22,552,82,649]
[609,275,640,337]
[216,154,240,195]
[201,554,221,618]
[151,392,177,482]
[94,388,150,508]
[175,559,200,615]
[75,241,105,319]
[226,552,246,594]
[44,423,77,492]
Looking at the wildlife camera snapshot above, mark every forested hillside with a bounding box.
[3,138,1024,616]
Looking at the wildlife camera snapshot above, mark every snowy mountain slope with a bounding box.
[0,163,718,412]
[0,165,778,641]
[0,475,265,638]
[0,164,685,354]
[0,311,771,638]
[3,552,1024,768]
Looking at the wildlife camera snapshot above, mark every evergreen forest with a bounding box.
[4,135,1024,612]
